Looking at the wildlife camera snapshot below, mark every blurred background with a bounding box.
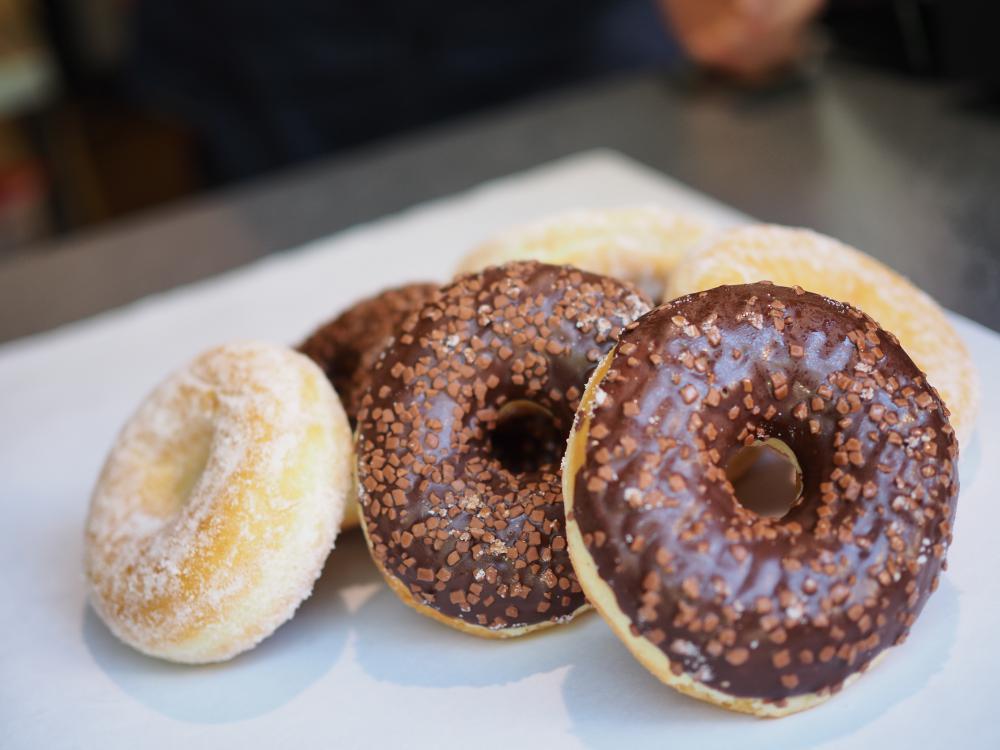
[0,0,997,256]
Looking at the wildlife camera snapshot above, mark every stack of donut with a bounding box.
[84,205,972,718]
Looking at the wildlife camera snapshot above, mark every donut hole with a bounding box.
[144,420,214,518]
[489,400,563,474]
[726,439,803,518]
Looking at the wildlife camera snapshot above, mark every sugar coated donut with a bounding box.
[85,341,353,663]
[667,225,978,446]
[564,283,959,716]
[456,206,713,301]
[357,261,651,637]
[300,283,439,529]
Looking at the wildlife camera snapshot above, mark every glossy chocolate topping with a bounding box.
[357,261,651,630]
[571,283,958,701]
[299,282,439,424]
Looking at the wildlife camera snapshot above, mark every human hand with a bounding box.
[660,0,827,81]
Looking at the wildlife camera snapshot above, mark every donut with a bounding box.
[356,261,652,637]
[564,282,959,716]
[456,206,713,301]
[300,283,440,423]
[667,225,979,446]
[84,342,353,663]
[299,282,439,528]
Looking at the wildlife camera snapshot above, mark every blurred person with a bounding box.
[125,0,826,183]
[662,0,826,81]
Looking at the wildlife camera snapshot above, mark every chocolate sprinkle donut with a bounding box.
[565,282,959,715]
[357,261,652,635]
[299,282,439,424]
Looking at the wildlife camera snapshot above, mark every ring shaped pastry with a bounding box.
[85,342,353,663]
[357,261,651,636]
[565,283,959,716]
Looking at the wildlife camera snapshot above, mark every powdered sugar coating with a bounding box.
[456,205,714,301]
[84,341,353,663]
[667,225,979,447]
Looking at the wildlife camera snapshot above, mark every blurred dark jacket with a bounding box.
[127,0,680,182]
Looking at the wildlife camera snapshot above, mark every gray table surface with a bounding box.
[1,60,998,344]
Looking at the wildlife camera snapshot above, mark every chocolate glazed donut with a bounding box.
[356,261,651,636]
[564,282,959,716]
[299,282,439,425]
[299,282,439,530]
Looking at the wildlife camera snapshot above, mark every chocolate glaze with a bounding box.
[357,262,651,630]
[299,282,439,424]
[571,283,959,702]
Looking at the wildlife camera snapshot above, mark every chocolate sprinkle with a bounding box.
[572,282,959,700]
[299,282,439,424]
[357,261,651,630]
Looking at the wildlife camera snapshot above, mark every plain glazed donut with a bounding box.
[356,261,652,637]
[564,283,959,716]
[300,283,439,529]
[85,342,353,663]
[667,225,979,446]
[456,206,713,301]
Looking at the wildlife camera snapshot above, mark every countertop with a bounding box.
[2,60,997,343]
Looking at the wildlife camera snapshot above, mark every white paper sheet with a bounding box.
[1,150,996,749]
